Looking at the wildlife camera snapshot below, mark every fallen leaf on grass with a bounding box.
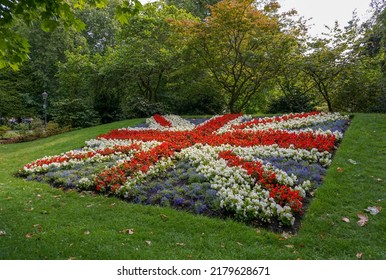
[341,217,350,223]
[337,167,343,173]
[33,224,43,232]
[364,206,382,215]
[285,244,294,248]
[357,213,368,227]
[145,240,152,246]
[0,230,6,236]
[159,214,168,220]
[356,252,363,259]
[25,233,34,238]
[83,230,90,235]
[348,159,358,165]
[236,242,243,246]
[280,232,294,240]
[120,229,135,235]
[176,243,185,246]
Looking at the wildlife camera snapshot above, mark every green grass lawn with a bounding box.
[0,114,385,260]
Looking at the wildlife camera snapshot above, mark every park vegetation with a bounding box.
[0,0,385,131]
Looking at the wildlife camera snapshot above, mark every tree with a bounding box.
[302,20,361,112]
[173,0,288,113]
[0,68,28,118]
[0,0,141,70]
[166,0,220,18]
[90,1,198,120]
[270,9,316,112]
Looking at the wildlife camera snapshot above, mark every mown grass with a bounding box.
[0,114,385,260]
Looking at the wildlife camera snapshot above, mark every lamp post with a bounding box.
[42,91,48,128]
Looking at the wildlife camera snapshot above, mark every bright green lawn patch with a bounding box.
[0,114,385,259]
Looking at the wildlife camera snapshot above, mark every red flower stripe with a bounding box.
[194,114,242,134]
[95,142,178,192]
[218,150,303,213]
[25,143,141,168]
[99,128,335,152]
[153,114,172,127]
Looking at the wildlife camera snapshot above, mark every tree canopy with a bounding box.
[0,0,142,70]
[0,0,384,128]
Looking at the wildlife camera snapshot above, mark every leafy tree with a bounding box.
[91,1,197,120]
[51,98,100,128]
[0,0,142,70]
[76,0,123,54]
[0,69,27,118]
[173,0,289,113]
[269,9,316,113]
[166,0,220,18]
[302,21,360,112]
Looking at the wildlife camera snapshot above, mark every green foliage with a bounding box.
[165,67,226,114]
[266,92,315,114]
[0,125,10,138]
[0,0,142,70]
[0,67,29,117]
[122,96,169,118]
[175,0,290,113]
[57,48,95,101]
[51,98,100,128]
[0,0,385,129]
[166,0,221,18]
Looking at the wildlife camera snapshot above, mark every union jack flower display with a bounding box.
[19,112,349,226]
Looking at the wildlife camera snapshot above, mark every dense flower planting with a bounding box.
[18,112,350,227]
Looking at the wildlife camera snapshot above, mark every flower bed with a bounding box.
[18,112,350,228]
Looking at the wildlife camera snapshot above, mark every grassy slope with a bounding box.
[0,114,384,260]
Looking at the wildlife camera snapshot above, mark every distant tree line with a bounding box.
[0,0,384,128]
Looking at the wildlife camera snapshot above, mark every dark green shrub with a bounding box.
[122,96,169,118]
[266,93,315,114]
[51,98,100,128]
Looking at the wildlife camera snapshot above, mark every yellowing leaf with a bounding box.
[160,214,169,220]
[33,224,43,232]
[337,167,343,173]
[280,232,294,239]
[120,228,134,235]
[341,217,350,223]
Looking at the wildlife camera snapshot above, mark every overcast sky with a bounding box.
[278,0,373,36]
[140,0,373,37]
